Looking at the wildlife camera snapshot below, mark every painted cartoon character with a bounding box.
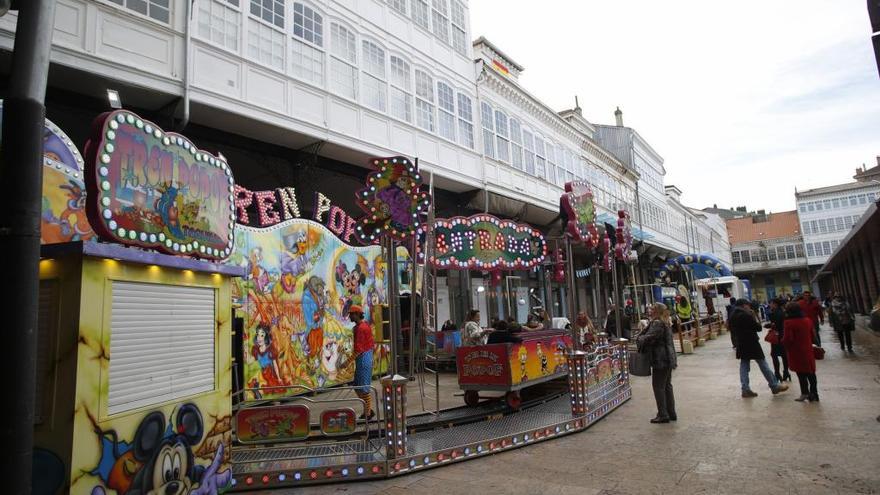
[335,261,366,318]
[537,343,548,375]
[127,404,202,495]
[518,345,529,382]
[280,230,309,293]
[321,339,340,381]
[155,185,184,239]
[91,404,231,495]
[247,247,272,293]
[375,165,416,231]
[300,276,327,368]
[41,179,95,243]
[251,323,283,389]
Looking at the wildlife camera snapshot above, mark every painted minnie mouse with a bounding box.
[335,261,366,318]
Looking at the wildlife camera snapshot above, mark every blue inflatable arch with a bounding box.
[654,253,733,285]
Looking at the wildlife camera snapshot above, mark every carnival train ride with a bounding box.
[31,107,632,494]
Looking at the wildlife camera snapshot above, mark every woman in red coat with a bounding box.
[781,302,819,402]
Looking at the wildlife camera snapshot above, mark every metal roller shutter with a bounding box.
[108,281,215,415]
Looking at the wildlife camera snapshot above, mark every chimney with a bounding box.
[614,107,623,127]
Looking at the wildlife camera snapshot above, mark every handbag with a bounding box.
[628,349,652,377]
[764,329,779,345]
[812,345,825,360]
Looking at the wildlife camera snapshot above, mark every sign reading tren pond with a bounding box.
[430,214,547,270]
[84,110,236,260]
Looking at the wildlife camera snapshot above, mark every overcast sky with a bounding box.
[469,1,880,213]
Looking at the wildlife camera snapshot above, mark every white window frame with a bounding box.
[437,80,457,141]
[108,0,171,24]
[450,0,467,55]
[456,92,474,149]
[509,118,523,170]
[361,39,387,112]
[197,0,241,52]
[415,69,435,131]
[480,101,495,159]
[494,110,510,163]
[250,0,284,27]
[329,22,358,100]
[389,54,413,123]
[412,0,431,31]
[290,2,324,85]
[534,134,546,180]
[431,0,450,44]
[388,0,407,16]
[522,128,535,175]
[247,0,285,70]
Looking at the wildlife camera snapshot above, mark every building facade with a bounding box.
[726,211,810,302]
[1,0,730,325]
[796,162,880,294]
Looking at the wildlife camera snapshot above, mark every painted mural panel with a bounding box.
[230,219,405,397]
[0,101,95,244]
[70,259,233,495]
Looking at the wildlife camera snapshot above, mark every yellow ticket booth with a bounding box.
[35,241,244,494]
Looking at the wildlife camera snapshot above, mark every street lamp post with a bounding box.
[0,1,58,492]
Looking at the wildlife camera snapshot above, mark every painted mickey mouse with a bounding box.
[128,403,203,495]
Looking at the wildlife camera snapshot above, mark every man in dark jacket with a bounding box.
[725,296,737,348]
[728,299,789,398]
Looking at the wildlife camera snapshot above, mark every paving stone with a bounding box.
[271,322,880,495]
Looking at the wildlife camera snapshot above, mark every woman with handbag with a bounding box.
[765,298,791,382]
[637,302,677,424]
[781,302,820,402]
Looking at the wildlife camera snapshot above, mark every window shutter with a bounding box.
[108,281,215,416]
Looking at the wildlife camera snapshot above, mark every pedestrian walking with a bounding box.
[798,290,824,345]
[728,299,789,398]
[636,302,677,424]
[781,302,820,402]
[829,294,855,353]
[604,303,624,339]
[725,296,737,348]
[766,298,791,382]
[349,305,375,419]
[462,309,486,345]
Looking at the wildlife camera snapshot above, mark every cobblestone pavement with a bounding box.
[256,322,880,494]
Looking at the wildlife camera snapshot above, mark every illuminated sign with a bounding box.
[430,214,547,270]
[84,110,235,260]
[233,186,360,243]
[355,156,430,242]
[615,209,633,260]
[560,181,599,248]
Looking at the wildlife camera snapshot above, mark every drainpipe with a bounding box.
[177,0,193,131]
[475,66,489,212]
